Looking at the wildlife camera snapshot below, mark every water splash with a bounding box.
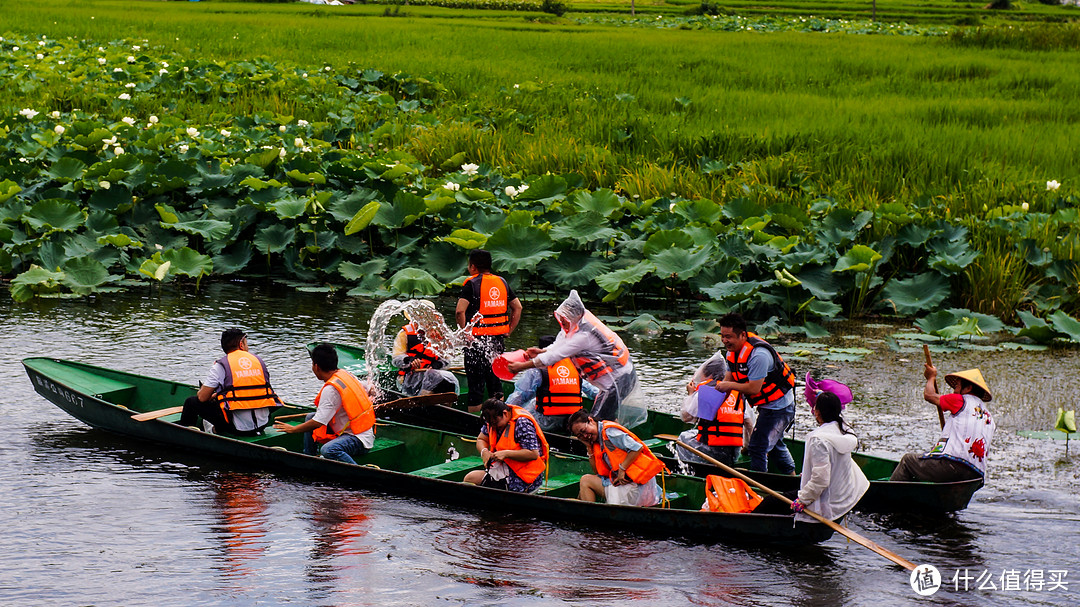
[364,299,480,394]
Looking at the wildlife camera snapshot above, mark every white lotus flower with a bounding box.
[19,108,39,119]
[133,45,141,51]
[302,73,308,78]
[461,163,479,176]
[118,93,130,100]
[186,127,199,137]
[125,82,135,88]
[36,53,44,60]
[183,66,189,72]
[279,125,287,132]
[122,116,136,125]
[114,68,124,73]
[178,144,189,153]
[294,137,304,147]
[98,57,106,65]
[518,184,529,193]
[1047,180,1060,191]
[298,119,309,127]
[149,115,158,124]
[302,146,311,153]
[54,125,65,135]
[504,186,518,198]
[99,181,111,190]
[1022,202,1030,212]
[127,55,135,63]
[220,129,231,137]
[102,136,117,145]
[39,40,46,46]
[324,66,331,72]
[113,147,124,155]
[11,46,19,52]
[49,111,60,119]
[279,148,286,158]
[161,61,169,68]
[444,182,460,191]
[159,68,168,75]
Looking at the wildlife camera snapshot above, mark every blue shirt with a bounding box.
[729,346,794,411]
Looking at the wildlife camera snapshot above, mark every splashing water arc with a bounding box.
[364,299,480,390]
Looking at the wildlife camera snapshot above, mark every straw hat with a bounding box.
[944,369,992,402]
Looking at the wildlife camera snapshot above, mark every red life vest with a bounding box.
[702,475,762,513]
[570,311,631,381]
[725,333,795,408]
[311,369,376,445]
[468,273,510,336]
[215,350,282,422]
[535,358,584,416]
[398,323,439,377]
[487,406,549,484]
[694,380,745,447]
[591,421,666,484]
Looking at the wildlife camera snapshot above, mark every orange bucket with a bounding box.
[492,349,528,381]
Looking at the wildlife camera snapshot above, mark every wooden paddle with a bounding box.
[655,434,917,571]
[131,406,185,422]
[373,392,458,411]
[923,345,946,430]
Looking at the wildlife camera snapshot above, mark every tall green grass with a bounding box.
[3,1,1078,211]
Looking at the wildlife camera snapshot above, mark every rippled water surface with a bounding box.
[2,284,1078,606]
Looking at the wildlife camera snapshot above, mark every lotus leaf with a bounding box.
[9,264,66,302]
[486,225,557,274]
[0,181,21,204]
[802,321,830,338]
[516,174,567,204]
[97,234,142,249]
[569,188,620,218]
[387,268,445,296]
[540,251,611,289]
[1017,239,1053,267]
[344,200,381,235]
[24,199,85,234]
[621,313,664,335]
[421,242,469,282]
[212,242,253,274]
[339,259,388,281]
[715,233,755,264]
[672,199,721,225]
[833,245,881,273]
[47,157,87,182]
[722,198,766,222]
[550,211,617,247]
[60,256,117,294]
[649,244,713,278]
[895,223,937,247]
[240,176,283,192]
[286,169,326,185]
[805,299,842,319]
[701,280,768,301]
[595,261,655,294]
[254,224,296,255]
[439,229,488,250]
[1016,310,1058,344]
[928,239,979,274]
[374,192,426,229]
[914,310,958,334]
[272,196,310,220]
[642,230,695,257]
[933,317,984,340]
[1048,310,1080,342]
[880,273,949,315]
[164,219,233,241]
[820,209,873,246]
[162,247,213,282]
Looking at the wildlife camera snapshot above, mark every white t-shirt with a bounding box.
[204,361,270,432]
[311,383,375,449]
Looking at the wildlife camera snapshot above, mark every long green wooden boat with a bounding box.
[23,357,834,544]
[328,342,983,513]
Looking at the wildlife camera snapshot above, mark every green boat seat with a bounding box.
[30,360,137,406]
[536,472,581,497]
[642,438,667,450]
[409,456,484,481]
[657,492,691,509]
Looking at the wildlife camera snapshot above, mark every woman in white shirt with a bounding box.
[791,391,870,522]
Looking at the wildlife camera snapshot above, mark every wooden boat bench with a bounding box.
[409,456,484,481]
[536,472,580,497]
[32,360,137,406]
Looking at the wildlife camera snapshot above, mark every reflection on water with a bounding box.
[3,284,1080,606]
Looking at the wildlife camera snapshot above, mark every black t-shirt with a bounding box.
[459,273,516,320]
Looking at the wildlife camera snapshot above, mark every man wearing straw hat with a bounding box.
[890,364,997,483]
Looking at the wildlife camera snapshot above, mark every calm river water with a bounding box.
[1,283,1077,606]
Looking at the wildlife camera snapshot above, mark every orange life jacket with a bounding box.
[591,421,666,484]
[468,273,510,336]
[570,312,631,381]
[535,358,583,416]
[488,406,549,484]
[215,350,282,422]
[398,323,439,377]
[311,369,376,445]
[702,475,763,513]
[725,333,795,408]
[694,380,745,447]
